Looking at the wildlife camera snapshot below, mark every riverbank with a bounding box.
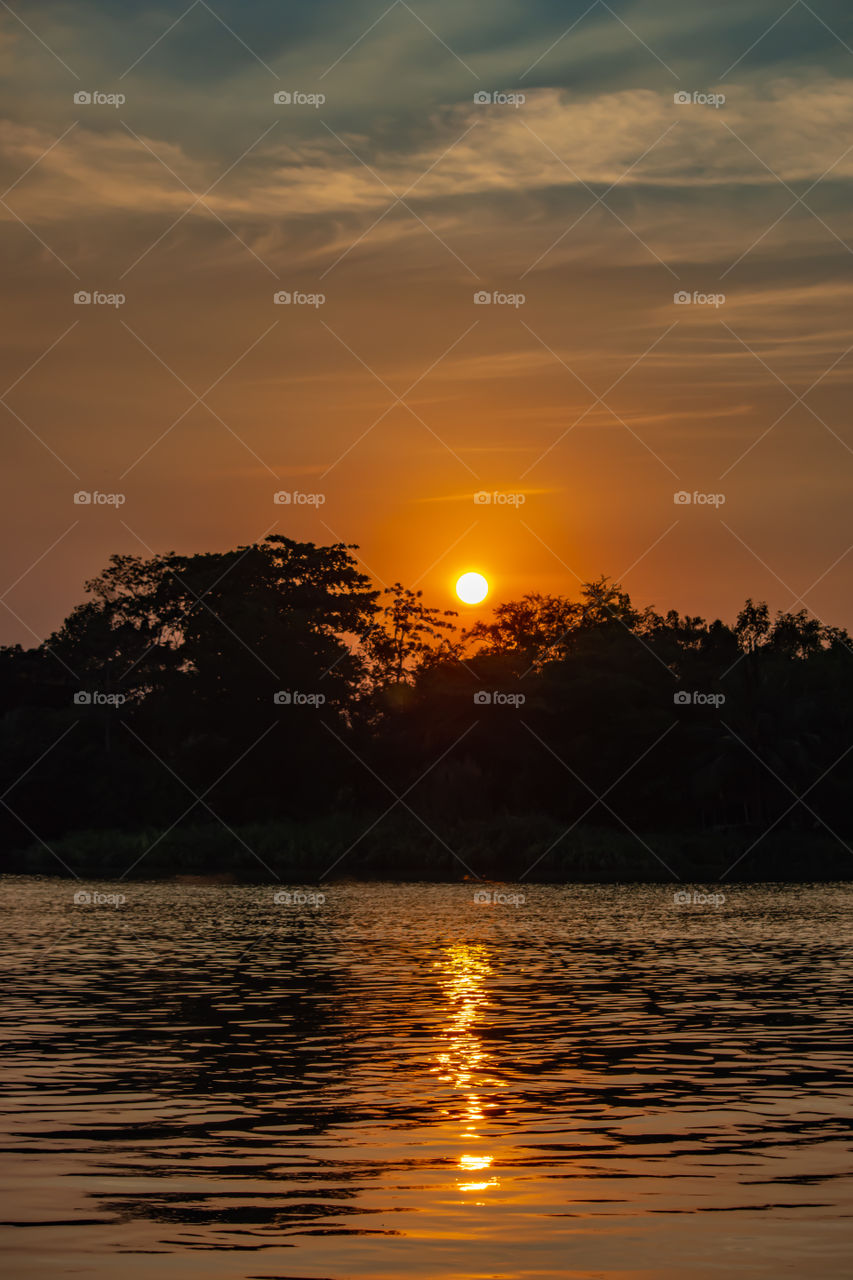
[2,814,848,882]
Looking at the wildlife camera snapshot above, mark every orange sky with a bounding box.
[2,0,852,643]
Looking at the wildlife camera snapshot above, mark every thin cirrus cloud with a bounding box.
[5,79,853,223]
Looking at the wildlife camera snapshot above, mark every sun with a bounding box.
[456,572,489,605]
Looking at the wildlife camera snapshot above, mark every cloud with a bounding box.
[5,77,853,231]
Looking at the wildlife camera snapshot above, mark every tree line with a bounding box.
[1,535,851,877]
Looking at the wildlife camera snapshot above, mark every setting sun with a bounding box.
[456,572,489,605]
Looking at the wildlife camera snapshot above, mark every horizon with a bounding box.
[6,527,852,652]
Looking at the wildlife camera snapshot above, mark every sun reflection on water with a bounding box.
[432,943,503,1197]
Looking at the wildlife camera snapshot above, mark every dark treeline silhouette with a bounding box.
[1,535,851,880]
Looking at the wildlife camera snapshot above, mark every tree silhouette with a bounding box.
[365,583,458,687]
[1,541,851,877]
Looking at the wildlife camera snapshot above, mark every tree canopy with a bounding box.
[1,536,851,874]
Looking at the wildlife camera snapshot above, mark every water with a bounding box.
[1,877,851,1279]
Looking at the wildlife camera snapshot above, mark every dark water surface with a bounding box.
[1,877,851,1278]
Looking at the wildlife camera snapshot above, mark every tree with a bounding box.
[735,599,771,654]
[463,593,580,667]
[364,583,457,687]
